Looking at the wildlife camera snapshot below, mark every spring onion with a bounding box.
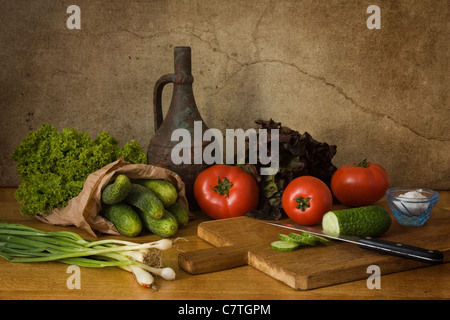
[0,222,176,290]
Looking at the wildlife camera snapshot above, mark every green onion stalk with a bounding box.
[0,222,176,290]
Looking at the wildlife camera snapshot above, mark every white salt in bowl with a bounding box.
[386,187,439,226]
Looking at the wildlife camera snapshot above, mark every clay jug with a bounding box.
[147,46,210,210]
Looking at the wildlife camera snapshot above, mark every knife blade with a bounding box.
[265,221,444,264]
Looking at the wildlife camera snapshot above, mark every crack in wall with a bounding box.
[117,20,448,143]
[219,58,449,142]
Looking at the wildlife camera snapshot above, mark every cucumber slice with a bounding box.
[286,232,330,246]
[301,232,329,244]
[278,233,296,242]
[270,240,300,252]
[288,232,317,246]
[273,233,329,252]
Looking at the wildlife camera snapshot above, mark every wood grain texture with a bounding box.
[1,188,449,299]
[183,207,450,290]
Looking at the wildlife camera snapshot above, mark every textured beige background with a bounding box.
[1,0,449,189]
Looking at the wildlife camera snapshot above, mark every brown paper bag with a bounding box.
[35,158,190,237]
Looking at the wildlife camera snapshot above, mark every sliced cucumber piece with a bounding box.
[272,233,329,252]
[322,205,392,237]
[270,240,300,252]
[288,232,317,245]
[278,233,296,242]
[287,232,329,246]
[301,232,329,244]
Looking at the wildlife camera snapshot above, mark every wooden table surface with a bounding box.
[1,187,449,300]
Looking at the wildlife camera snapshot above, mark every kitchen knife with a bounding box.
[266,221,444,264]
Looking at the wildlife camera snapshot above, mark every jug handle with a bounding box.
[153,73,176,131]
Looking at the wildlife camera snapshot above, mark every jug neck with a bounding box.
[174,47,194,84]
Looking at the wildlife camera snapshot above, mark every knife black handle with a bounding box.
[357,237,444,264]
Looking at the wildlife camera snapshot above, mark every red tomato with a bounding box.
[331,159,390,207]
[193,164,259,219]
[281,176,333,226]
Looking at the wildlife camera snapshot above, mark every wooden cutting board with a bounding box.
[178,207,450,290]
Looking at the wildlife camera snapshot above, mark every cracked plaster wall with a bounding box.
[1,0,449,189]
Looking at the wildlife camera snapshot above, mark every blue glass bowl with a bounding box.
[386,187,439,226]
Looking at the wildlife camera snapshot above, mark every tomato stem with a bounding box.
[294,196,311,211]
[213,176,233,198]
[354,159,370,168]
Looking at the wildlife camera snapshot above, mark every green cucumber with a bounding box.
[278,233,296,242]
[166,202,189,227]
[273,233,328,252]
[124,183,164,220]
[288,232,328,246]
[305,232,329,244]
[322,205,392,237]
[136,179,178,207]
[270,240,300,252]
[102,203,142,237]
[138,209,178,238]
[101,174,131,205]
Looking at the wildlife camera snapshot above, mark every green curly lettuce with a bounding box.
[12,123,147,216]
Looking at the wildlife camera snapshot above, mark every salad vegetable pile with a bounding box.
[12,123,147,216]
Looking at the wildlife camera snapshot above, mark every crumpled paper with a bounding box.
[35,158,190,237]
